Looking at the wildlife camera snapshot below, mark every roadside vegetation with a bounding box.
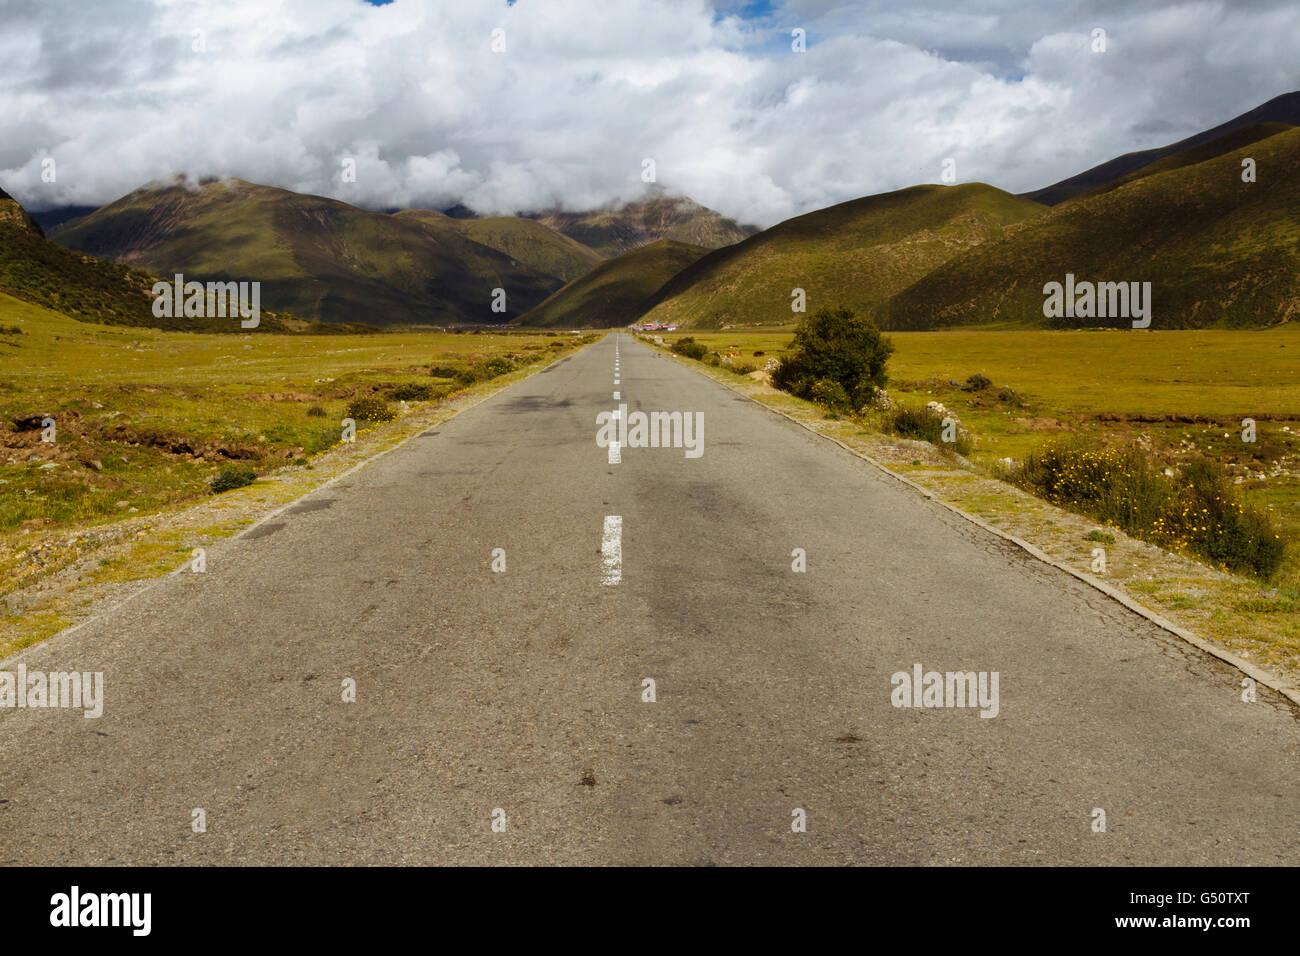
[769,306,894,411]
[656,324,1297,587]
[1003,441,1283,578]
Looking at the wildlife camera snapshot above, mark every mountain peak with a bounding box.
[529,192,758,258]
[0,184,44,237]
[1025,90,1300,205]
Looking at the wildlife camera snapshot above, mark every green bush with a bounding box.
[346,396,395,423]
[771,306,894,410]
[964,373,992,391]
[807,378,851,411]
[389,382,435,401]
[888,405,973,455]
[209,466,257,494]
[306,404,326,418]
[429,364,461,378]
[1012,440,1163,530]
[672,337,708,360]
[1169,458,1285,578]
[1009,440,1284,579]
[482,356,515,378]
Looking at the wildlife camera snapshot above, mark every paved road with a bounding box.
[1,333,1296,865]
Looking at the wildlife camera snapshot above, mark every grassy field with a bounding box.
[0,291,588,594]
[662,326,1300,589]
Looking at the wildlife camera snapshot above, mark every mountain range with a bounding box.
[636,183,1045,329]
[631,97,1300,331]
[51,179,565,326]
[887,123,1300,329]
[3,90,1297,333]
[43,180,755,328]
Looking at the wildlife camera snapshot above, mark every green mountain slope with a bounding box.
[535,192,757,257]
[886,126,1300,330]
[1077,122,1294,201]
[0,186,45,236]
[1023,91,1300,205]
[52,179,563,326]
[516,239,711,328]
[1,184,362,332]
[639,183,1047,329]
[395,210,603,283]
[0,185,170,327]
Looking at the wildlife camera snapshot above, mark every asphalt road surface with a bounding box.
[1,333,1296,865]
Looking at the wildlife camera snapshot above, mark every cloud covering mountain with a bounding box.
[3,0,1298,227]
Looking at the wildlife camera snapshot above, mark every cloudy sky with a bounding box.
[1,0,1297,226]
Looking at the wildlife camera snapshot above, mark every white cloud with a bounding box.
[0,0,1296,227]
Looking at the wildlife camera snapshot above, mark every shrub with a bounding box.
[346,396,395,423]
[771,306,893,410]
[306,405,326,418]
[481,356,514,378]
[964,373,992,391]
[209,466,257,494]
[1085,529,1115,544]
[807,378,851,411]
[389,382,435,401]
[1012,440,1164,530]
[429,364,460,378]
[1009,440,1283,579]
[672,337,708,360]
[730,361,757,375]
[1166,458,1284,578]
[453,368,480,386]
[889,405,973,455]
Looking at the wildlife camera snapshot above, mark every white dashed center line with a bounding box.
[601,516,623,585]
